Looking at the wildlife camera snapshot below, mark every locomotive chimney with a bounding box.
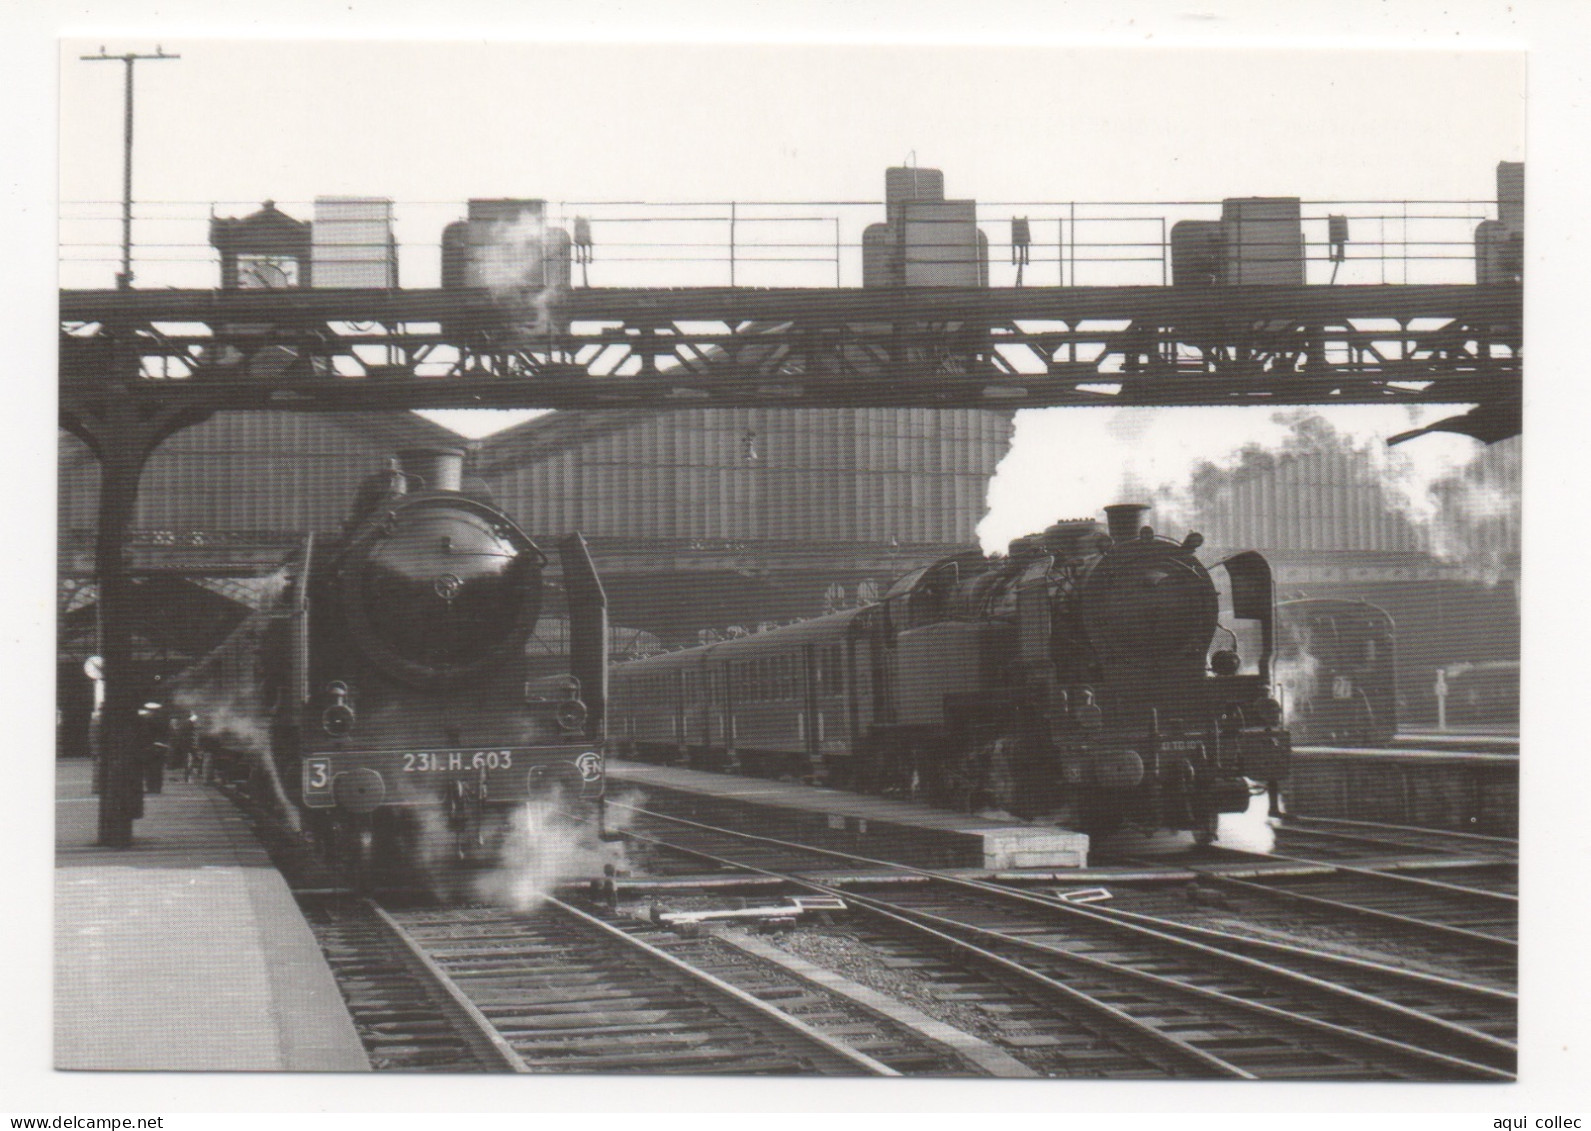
[398,447,465,493]
[1104,503,1151,543]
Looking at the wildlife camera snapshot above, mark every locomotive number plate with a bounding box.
[401,749,515,773]
[300,745,604,809]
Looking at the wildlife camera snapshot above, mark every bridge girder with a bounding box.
[61,284,1521,412]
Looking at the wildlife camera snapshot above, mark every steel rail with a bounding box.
[378,895,898,1076]
[1063,896,1516,1001]
[1265,844,1519,906]
[842,885,1513,1080]
[1186,866,1518,956]
[616,825,1251,1078]
[1282,814,1519,849]
[608,803,1512,1079]
[366,900,533,1072]
[1273,822,1518,863]
[620,821,1505,1080]
[1041,898,1516,1062]
[538,896,901,1076]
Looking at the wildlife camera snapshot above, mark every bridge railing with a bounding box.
[61,197,1503,292]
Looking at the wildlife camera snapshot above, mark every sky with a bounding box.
[56,37,1529,530]
[19,1,1591,1119]
[58,42,1525,210]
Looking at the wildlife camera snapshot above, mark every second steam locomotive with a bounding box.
[610,504,1289,841]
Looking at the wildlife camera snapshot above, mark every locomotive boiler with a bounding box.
[610,504,1288,841]
[176,447,607,871]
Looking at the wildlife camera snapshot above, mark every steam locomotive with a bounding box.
[174,447,608,870]
[610,504,1289,841]
[1275,598,1398,746]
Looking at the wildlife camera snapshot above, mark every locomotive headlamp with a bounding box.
[555,699,589,734]
[1210,650,1242,676]
[322,703,355,737]
[322,681,356,737]
[1253,697,1284,728]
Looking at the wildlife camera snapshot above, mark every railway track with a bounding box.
[299,895,514,1072]
[609,802,1515,1080]
[1016,870,1518,994]
[1269,818,1519,897]
[366,897,926,1074]
[1194,862,1516,948]
[1095,818,1519,974]
[305,890,927,1073]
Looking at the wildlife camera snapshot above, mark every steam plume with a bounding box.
[980,406,1519,585]
[471,789,641,911]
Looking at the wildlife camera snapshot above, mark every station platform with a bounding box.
[1392,731,1520,755]
[54,759,369,1072]
[606,760,1089,869]
[1284,745,1517,837]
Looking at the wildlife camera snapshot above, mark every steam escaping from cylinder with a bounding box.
[470,789,641,911]
[1216,790,1277,854]
[1272,618,1322,729]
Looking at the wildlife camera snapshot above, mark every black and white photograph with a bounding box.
[13,0,1591,1120]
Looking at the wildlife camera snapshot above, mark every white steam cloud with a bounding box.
[477,215,564,338]
[979,405,1519,585]
[471,788,642,911]
[170,571,300,825]
[1272,620,1322,732]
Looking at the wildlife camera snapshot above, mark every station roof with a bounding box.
[59,409,464,471]
[474,409,656,474]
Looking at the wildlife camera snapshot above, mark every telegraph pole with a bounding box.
[74,46,182,847]
[79,46,179,290]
